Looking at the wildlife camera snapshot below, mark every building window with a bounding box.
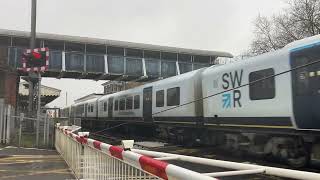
[103,102,107,112]
[134,95,140,109]
[249,68,275,100]
[114,100,119,111]
[119,98,125,110]
[126,96,133,110]
[156,90,164,107]
[167,87,180,106]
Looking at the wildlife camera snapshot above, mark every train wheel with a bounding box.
[287,155,309,168]
[286,143,310,168]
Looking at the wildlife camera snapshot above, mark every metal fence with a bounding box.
[0,99,15,144]
[55,125,216,180]
[9,113,55,148]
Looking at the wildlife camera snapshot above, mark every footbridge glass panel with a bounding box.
[86,54,104,73]
[49,51,62,70]
[65,43,85,72]
[108,56,124,74]
[179,62,193,74]
[144,50,160,77]
[44,40,64,71]
[145,59,160,77]
[8,47,23,68]
[107,47,124,74]
[65,52,84,71]
[125,57,143,76]
[161,52,177,77]
[161,61,176,77]
[125,48,143,76]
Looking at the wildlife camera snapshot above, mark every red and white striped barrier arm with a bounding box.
[59,128,216,180]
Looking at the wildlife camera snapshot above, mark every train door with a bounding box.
[291,44,320,129]
[143,87,153,121]
[84,104,87,117]
[108,97,113,118]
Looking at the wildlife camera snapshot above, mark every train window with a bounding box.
[134,95,140,109]
[119,98,125,110]
[126,96,133,110]
[167,87,180,106]
[156,90,164,107]
[114,100,119,111]
[249,68,275,100]
[103,102,107,112]
[291,45,320,96]
[91,104,94,112]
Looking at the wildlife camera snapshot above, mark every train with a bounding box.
[61,34,320,167]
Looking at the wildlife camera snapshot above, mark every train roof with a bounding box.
[284,34,320,51]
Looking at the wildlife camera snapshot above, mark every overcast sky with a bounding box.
[0,0,287,107]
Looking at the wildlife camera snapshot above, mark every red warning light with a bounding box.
[21,47,49,72]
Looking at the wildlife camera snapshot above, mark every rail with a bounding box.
[55,124,216,180]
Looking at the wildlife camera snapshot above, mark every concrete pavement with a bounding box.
[0,146,75,180]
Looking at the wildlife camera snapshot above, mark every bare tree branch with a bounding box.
[248,0,320,56]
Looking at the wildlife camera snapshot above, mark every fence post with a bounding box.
[43,115,46,146]
[46,115,49,147]
[0,99,4,144]
[18,113,24,148]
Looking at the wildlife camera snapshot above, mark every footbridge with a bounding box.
[1,29,233,82]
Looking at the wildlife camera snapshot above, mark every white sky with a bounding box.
[0,0,287,107]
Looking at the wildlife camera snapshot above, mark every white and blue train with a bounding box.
[62,34,320,167]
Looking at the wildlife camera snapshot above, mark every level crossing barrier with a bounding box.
[55,124,216,180]
[132,148,320,180]
[55,124,320,180]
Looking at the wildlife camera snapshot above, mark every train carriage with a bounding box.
[150,68,204,124]
[64,34,320,167]
[201,48,294,129]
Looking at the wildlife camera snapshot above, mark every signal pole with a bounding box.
[28,0,41,147]
[30,0,37,49]
[28,0,37,116]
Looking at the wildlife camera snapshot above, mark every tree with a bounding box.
[250,0,320,56]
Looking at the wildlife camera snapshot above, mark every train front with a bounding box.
[290,40,320,130]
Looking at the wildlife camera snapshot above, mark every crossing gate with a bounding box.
[55,124,320,180]
[55,125,216,180]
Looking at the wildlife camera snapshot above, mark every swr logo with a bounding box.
[221,70,243,108]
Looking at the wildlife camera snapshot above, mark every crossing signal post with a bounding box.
[21,47,49,147]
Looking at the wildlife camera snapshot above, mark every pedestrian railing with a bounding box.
[55,124,216,180]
